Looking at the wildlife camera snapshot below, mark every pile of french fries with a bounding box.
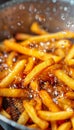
[0,22,74,130]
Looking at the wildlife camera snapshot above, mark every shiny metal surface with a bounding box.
[0,0,74,129]
[0,0,74,41]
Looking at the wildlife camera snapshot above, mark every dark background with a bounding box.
[0,0,10,5]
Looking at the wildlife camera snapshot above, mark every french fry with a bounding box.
[55,48,65,58]
[29,98,39,108]
[0,43,6,52]
[58,122,71,130]
[28,124,39,129]
[66,92,74,99]
[34,97,42,111]
[30,80,39,91]
[0,70,8,80]
[7,51,17,67]
[38,110,73,121]
[55,40,71,49]
[65,45,74,60]
[0,88,28,97]
[23,101,49,129]
[4,40,61,62]
[65,45,74,65]
[69,68,74,78]
[29,98,36,106]
[40,64,62,78]
[21,31,74,45]
[17,110,29,125]
[0,109,11,119]
[0,60,26,88]
[39,90,60,112]
[66,59,74,66]
[0,43,10,52]
[55,70,74,90]
[58,97,73,111]
[29,97,42,111]
[1,23,74,130]
[15,33,32,40]
[71,117,74,129]
[51,121,57,130]
[24,58,54,86]
[30,22,48,35]
[24,57,35,74]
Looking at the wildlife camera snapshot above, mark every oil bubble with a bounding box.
[64,6,68,11]
[61,14,65,21]
[52,0,57,3]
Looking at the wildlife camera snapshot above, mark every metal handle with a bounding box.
[0,115,30,130]
[0,120,16,130]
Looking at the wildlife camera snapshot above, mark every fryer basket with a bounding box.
[0,0,74,129]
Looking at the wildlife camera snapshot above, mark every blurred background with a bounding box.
[0,0,10,4]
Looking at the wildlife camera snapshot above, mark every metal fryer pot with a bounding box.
[0,0,74,129]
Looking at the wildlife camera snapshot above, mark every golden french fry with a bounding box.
[4,40,61,62]
[34,97,42,111]
[0,109,11,119]
[65,45,74,60]
[1,23,74,130]
[0,44,6,52]
[66,92,74,99]
[66,59,74,66]
[0,60,26,88]
[71,117,74,129]
[28,124,39,129]
[29,99,36,107]
[70,129,74,130]
[30,80,39,91]
[58,122,71,130]
[15,33,32,40]
[40,64,62,76]
[55,70,74,90]
[39,90,60,112]
[17,110,29,125]
[55,40,71,49]
[21,31,74,45]
[48,55,62,62]
[39,64,62,79]
[55,48,65,58]
[58,98,73,111]
[0,43,10,52]
[0,70,8,80]
[7,51,17,67]
[24,57,35,74]
[38,110,73,121]
[69,68,74,78]
[23,101,49,129]
[51,121,57,130]
[30,22,48,35]
[29,97,42,111]
[0,88,28,97]
[24,58,54,86]
[65,45,74,66]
